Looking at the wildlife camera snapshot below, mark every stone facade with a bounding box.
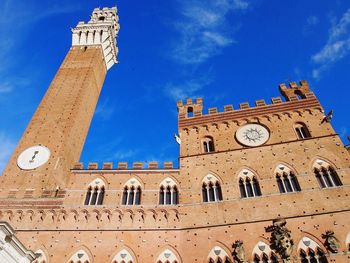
[0,6,349,263]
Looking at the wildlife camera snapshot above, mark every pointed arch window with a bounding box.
[207,246,231,263]
[252,241,277,263]
[68,249,90,263]
[294,122,311,139]
[84,178,105,206]
[202,175,223,203]
[299,248,327,263]
[159,178,179,205]
[112,248,135,263]
[156,249,180,263]
[275,165,301,193]
[121,178,142,205]
[298,237,328,263]
[313,160,342,188]
[238,169,262,198]
[202,136,215,153]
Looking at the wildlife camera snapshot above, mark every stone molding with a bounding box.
[0,221,36,263]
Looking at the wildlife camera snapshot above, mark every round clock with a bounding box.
[235,124,270,147]
[17,145,51,170]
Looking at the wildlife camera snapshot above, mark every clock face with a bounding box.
[17,145,51,170]
[235,124,270,147]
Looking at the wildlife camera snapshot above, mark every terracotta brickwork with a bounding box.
[0,46,107,195]
[0,7,350,263]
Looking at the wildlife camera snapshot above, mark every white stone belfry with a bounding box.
[72,7,120,70]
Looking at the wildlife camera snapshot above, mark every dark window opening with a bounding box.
[295,123,311,139]
[202,184,208,202]
[97,187,104,205]
[84,187,92,205]
[187,107,194,118]
[122,187,128,205]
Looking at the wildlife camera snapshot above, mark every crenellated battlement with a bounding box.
[72,161,176,171]
[279,79,310,101]
[177,80,321,128]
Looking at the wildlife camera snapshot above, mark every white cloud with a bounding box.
[0,132,15,174]
[311,9,350,79]
[171,0,249,64]
[164,77,212,101]
[0,1,81,88]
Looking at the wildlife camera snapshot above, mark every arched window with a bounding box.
[111,248,135,263]
[313,160,342,188]
[68,249,90,263]
[84,178,106,206]
[159,178,179,205]
[294,122,311,139]
[156,248,180,263]
[202,175,223,203]
[252,241,277,263]
[207,246,231,263]
[275,164,301,193]
[202,136,215,153]
[298,237,328,263]
[121,178,142,205]
[238,169,262,198]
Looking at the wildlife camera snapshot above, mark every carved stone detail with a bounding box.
[232,240,246,263]
[322,230,340,253]
[266,218,294,263]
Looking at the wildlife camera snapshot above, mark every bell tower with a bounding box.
[0,8,119,195]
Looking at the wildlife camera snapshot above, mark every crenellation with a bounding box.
[163,162,173,169]
[88,162,98,170]
[271,97,282,104]
[133,162,143,169]
[289,95,299,101]
[279,80,311,101]
[177,97,204,118]
[304,91,316,98]
[208,107,218,114]
[70,161,179,171]
[118,162,128,169]
[148,161,158,169]
[224,105,233,111]
[255,100,266,107]
[239,102,250,109]
[73,162,84,169]
[178,81,320,129]
[289,81,298,88]
[102,162,113,169]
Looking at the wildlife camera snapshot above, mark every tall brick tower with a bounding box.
[0,8,119,195]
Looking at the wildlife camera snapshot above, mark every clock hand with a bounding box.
[29,151,39,163]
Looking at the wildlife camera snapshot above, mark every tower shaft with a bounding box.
[1,8,119,194]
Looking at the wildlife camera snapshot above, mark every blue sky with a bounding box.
[0,0,349,172]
